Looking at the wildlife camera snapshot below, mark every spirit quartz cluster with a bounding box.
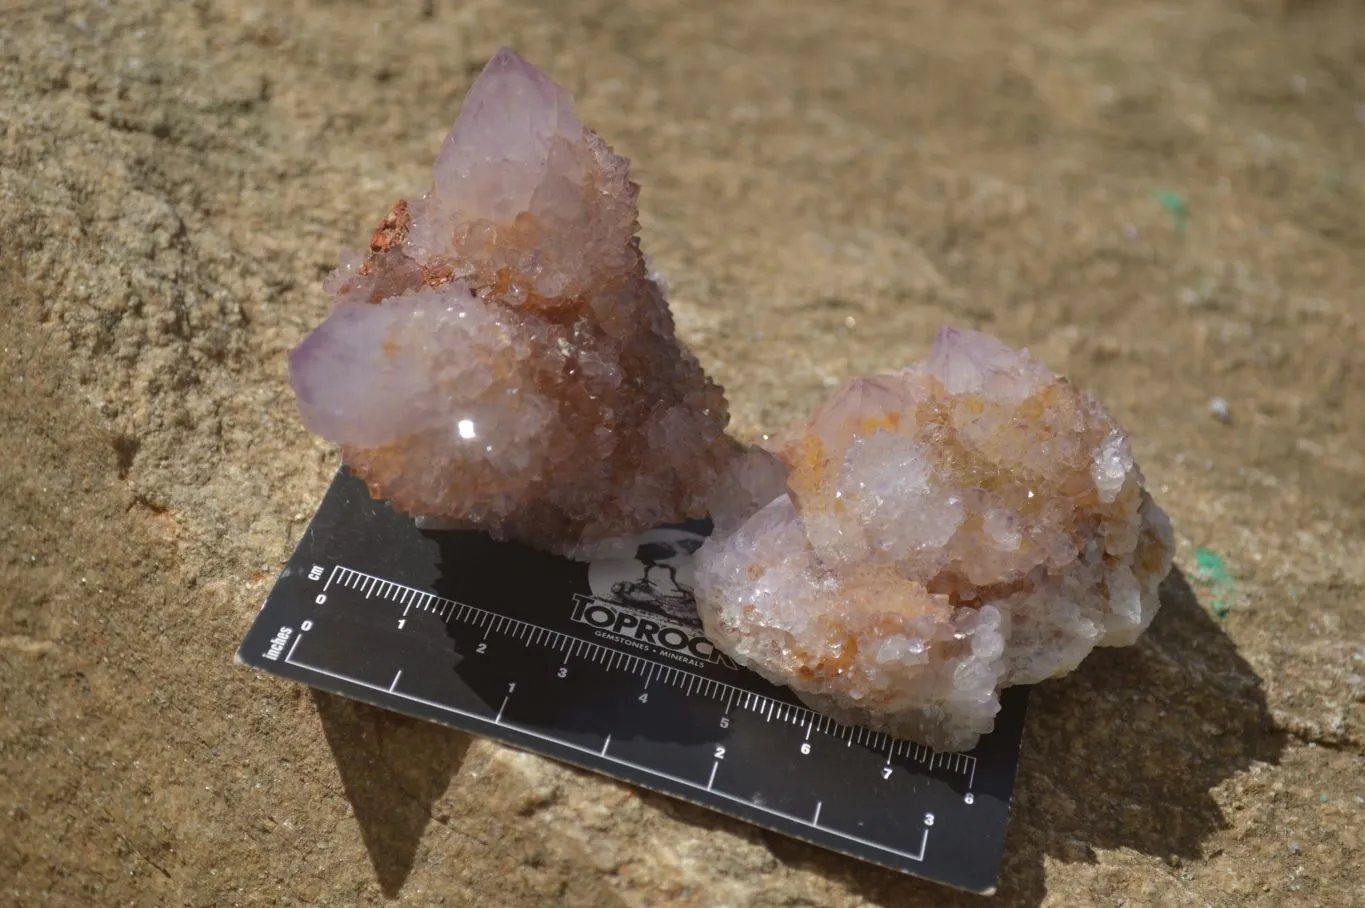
[694,329,1175,750]
[290,50,1175,750]
[291,49,732,555]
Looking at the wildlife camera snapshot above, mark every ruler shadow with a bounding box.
[312,688,473,898]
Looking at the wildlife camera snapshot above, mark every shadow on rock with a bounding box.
[670,566,1282,907]
[1012,566,1284,864]
[313,690,472,897]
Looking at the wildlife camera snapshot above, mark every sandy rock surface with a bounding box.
[2,1,1362,905]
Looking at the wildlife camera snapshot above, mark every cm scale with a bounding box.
[238,468,1028,895]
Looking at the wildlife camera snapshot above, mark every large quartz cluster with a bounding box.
[693,329,1175,751]
[290,49,732,554]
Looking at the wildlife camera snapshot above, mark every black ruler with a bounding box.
[238,468,1028,895]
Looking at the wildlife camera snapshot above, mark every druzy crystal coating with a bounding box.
[290,50,1176,748]
[290,49,732,555]
[693,329,1175,751]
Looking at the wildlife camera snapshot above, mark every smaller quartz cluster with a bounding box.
[694,329,1174,751]
[290,50,733,555]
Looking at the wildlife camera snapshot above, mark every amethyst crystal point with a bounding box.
[422,48,586,238]
[436,49,582,176]
[695,328,1175,751]
[290,49,733,555]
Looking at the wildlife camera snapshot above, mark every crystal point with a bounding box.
[436,48,582,179]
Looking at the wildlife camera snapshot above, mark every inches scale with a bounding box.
[238,469,1028,895]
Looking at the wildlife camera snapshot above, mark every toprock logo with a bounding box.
[579,526,735,669]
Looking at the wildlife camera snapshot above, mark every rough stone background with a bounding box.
[2,0,1363,905]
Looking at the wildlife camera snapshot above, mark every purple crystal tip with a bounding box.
[436,47,582,175]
